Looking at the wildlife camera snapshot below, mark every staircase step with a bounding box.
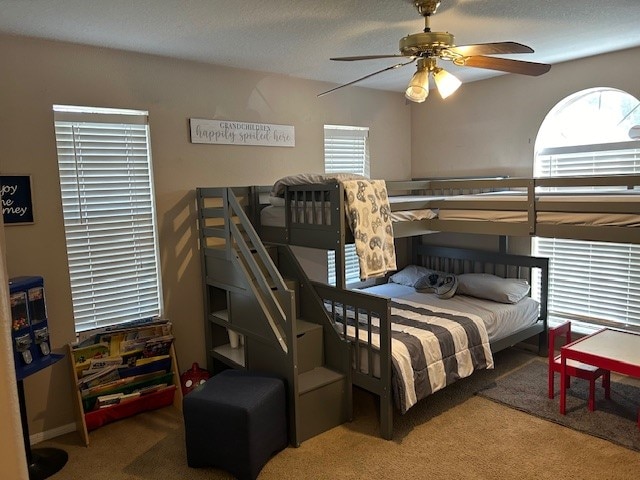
[298,366,344,395]
[297,367,349,442]
[296,319,323,373]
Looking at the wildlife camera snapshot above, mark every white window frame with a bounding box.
[53,105,163,333]
[324,125,370,286]
[533,88,640,332]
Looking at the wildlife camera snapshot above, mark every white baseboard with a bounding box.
[30,422,76,445]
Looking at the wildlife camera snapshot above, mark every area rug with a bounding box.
[477,359,640,452]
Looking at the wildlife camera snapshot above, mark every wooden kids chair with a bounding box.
[548,321,611,411]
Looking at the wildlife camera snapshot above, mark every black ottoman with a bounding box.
[183,369,287,480]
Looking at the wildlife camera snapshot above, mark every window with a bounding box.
[533,88,640,331]
[53,105,163,333]
[324,125,370,285]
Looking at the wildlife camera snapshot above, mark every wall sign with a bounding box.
[1,175,34,225]
[189,118,295,147]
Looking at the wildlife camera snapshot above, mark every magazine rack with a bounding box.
[67,325,183,446]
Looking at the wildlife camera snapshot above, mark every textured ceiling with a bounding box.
[1,0,640,95]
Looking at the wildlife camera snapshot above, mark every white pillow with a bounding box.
[456,273,530,304]
[268,195,285,207]
[388,265,431,287]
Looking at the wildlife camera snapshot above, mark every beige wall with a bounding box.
[0,33,411,440]
[2,32,639,446]
[411,47,640,179]
[410,46,640,252]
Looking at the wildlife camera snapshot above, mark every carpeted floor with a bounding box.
[477,357,640,452]
[39,348,640,480]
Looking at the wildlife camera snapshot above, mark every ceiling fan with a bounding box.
[318,0,551,103]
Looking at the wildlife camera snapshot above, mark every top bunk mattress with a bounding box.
[436,190,640,227]
[260,194,438,227]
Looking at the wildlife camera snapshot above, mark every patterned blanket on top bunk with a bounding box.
[335,297,493,414]
[270,173,397,280]
[342,179,397,280]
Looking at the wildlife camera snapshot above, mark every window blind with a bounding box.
[324,125,370,176]
[324,125,370,285]
[536,141,640,178]
[535,140,640,329]
[54,107,162,332]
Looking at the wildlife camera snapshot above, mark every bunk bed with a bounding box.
[315,242,548,435]
[198,173,638,440]
[256,174,640,251]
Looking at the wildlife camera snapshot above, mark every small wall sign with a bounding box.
[1,175,34,225]
[189,118,295,147]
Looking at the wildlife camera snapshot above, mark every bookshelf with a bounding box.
[67,320,183,446]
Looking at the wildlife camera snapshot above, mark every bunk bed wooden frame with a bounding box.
[197,181,557,440]
[252,174,640,287]
[244,173,639,436]
[315,242,549,439]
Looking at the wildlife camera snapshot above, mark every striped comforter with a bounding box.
[338,297,494,414]
[388,298,493,413]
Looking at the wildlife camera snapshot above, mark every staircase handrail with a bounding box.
[224,188,292,353]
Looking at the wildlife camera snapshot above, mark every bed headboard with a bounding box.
[413,243,549,323]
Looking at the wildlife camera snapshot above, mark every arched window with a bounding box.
[533,88,640,331]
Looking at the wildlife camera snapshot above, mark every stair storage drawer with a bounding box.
[296,321,323,374]
[298,371,347,442]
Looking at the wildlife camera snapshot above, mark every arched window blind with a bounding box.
[534,88,640,331]
[53,105,163,332]
[324,125,370,286]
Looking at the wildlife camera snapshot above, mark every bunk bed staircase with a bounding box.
[196,187,352,446]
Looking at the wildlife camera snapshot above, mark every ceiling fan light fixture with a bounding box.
[321,0,551,101]
[433,67,461,99]
[405,69,429,103]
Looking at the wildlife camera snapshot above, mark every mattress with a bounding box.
[341,282,539,385]
[437,191,640,227]
[360,283,540,342]
[261,190,640,228]
[260,198,438,227]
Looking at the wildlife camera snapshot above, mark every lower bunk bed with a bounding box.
[314,243,548,439]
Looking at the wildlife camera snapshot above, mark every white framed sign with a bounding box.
[190,118,295,147]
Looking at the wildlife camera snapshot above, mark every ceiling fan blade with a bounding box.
[458,56,551,76]
[318,59,416,97]
[331,54,411,61]
[447,41,534,57]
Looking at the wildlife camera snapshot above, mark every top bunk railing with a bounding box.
[249,174,640,247]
